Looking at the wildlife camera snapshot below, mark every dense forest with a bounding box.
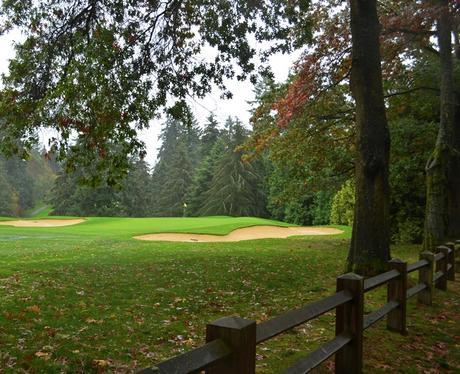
[0,149,57,217]
[1,85,437,246]
[48,116,269,219]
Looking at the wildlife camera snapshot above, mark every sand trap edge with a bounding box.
[0,219,86,227]
[134,225,343,243]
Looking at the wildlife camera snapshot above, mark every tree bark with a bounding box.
[447,18,460,239]
[447,90,460,238]
[347,0,391,275]
[424,0,455,249]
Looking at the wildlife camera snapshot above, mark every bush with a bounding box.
[392,218,424,244]
[330,180,354,226]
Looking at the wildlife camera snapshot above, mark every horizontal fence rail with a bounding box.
[363,269,399,292]
[363,301,399,330]
[139,241,459,374]
[407,259,428,273]
[256,290,352,344]
[283,334,351,374]
[406,283,427,299]
[137,339,231,374]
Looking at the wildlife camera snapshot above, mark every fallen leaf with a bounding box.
[35,351,50,360]
[93,359,109,368]
[26,305,40,313]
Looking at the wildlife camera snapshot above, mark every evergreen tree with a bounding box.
[2,155,35,214]
[0,160,15,216]
[120,160,154,217]
[157,142,194,216]
[199,118,267,217]
[50,157,153,217]
[187,138,226,216]
[186,114,224,216]
[27,147,57,203]
[50,172,78,216]
[200,114,221,157]
[151,116,199,216]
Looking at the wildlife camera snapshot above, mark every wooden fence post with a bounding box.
[205,316,256,374]
[418,251,434,305]
[335,273,364,374]
[445,242,456,280]
[435,246,449,291]
[387,259,407,334]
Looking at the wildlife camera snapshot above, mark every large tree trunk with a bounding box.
[447,91,460,238]
[447,18,460,239]
[347,0,391,275]
[424,0,454,249]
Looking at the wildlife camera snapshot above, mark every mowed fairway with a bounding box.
[0,217,459,373]
[0,216,295,240]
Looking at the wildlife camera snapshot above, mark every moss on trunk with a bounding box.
[347,0,391,275]
[423,0,455,249]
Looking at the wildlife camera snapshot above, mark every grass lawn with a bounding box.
[0,217,458,373]
[0,216,294,239]
[24,204,55,219]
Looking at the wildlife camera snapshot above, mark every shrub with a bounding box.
[330,180,354,226]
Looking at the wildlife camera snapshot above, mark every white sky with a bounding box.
[0,31,299,165]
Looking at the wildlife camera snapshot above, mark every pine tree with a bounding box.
[187,138,226,216]
[200,114,221,157]
[199,118,267,217]
[0,160,15,216]
[151,116,198,216]
[156,142,194,216]
[120,160,154,217]
[2,155,35,214]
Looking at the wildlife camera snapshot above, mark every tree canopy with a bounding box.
[0,0,312,183]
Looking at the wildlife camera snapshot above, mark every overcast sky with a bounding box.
[0,31,300,165]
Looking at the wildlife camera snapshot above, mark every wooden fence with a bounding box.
[138,240,459,374]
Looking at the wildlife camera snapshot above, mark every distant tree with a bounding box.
[71,184,121,216]
[0,160,15,216]
[151,116,198,216]
[51,156,153,217]
[49,172,78,215]
[26,147,57,203]
[119,160,154,217]
[2,155,35,214]
[156,142,194,216]
[200,114,221,157]
[50,170,122,216]
[199,119,268,217]
[187,138,226,216]
[186,115,224,216]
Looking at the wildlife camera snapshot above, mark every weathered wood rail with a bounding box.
[138,240,459,374]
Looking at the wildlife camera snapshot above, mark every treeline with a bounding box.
[1,100,437,247]
[0,113,434,247]
[0,149,57,216]
[48,92,437,247]
[246,52,441,244]
[50,116,269,218]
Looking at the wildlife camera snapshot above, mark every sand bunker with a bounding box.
[134,225,343,242]
[0,219,85,227]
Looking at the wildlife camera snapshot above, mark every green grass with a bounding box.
[0,215,299,240]
[0,217,458,373]
[26,204,54,219]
